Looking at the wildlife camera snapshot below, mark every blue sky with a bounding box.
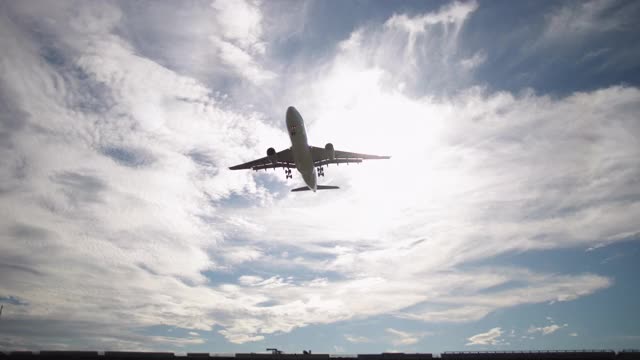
[0,0,639,354]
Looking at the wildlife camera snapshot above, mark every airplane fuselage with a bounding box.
[286,106,317,191]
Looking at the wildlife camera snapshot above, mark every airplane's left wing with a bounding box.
[229,148,295,171]
[310,146,390,167]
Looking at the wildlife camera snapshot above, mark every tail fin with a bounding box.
[291,185,340,192]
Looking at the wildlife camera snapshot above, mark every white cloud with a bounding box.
[149,335,205,347]
[460,51,487,70]
[211,0,264,50]
[385,1,478,33]
[208,0,274,84]
[580,48,611,63]
[218,331,265,344]
[316,0,479,97]
[238,275,264,286]
[378,1,478,83]
[528,323,568,335]
[400,305,493,323]
[543,0,630,42]
[527,317,568,336]
[386,328,429,346]
[344,334,371,343]
[212,37,276,84]
[466,327,503,346]
[518,0,640,74]
[569,332,578,337]
[399,272,609,322]
[586,243,608,252]
[0,0,281,346]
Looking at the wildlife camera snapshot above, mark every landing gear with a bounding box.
[284,168,292,179]
[317,166,325,177]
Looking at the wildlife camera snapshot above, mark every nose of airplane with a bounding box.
[286,106,298,123]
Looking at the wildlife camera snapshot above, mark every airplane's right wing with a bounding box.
[310,146,390,167]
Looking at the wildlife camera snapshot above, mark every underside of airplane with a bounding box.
[229,106,390,192]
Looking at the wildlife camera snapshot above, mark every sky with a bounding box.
[0,0,639,354]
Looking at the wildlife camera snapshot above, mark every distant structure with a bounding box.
[441,350,617,359]
[0,350,638,360]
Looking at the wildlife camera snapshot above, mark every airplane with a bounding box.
[229,106,390,192]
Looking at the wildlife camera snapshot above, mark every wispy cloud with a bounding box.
[460,50,487,70]
[344,334,371,344]
[386,328,430,346]
[528,324,568,336]
[326,0,482,94]
[209,0,275,84]
[385,0,478,47]
[543,0,636,42]
[528,317,568,336]
[466,327,503,346]
[0,0,282,347]
[398,273,609,323]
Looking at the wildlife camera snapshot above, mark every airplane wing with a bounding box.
[229,148,296,171]
[310,146,390,167]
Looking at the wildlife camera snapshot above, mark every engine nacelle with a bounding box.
[267,147,277,163]
[325,143,335,160]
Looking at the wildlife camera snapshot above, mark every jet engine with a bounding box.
[267,147,277,163]
[325,143,335,160]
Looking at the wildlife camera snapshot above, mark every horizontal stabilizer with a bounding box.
[291,185,340,192]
